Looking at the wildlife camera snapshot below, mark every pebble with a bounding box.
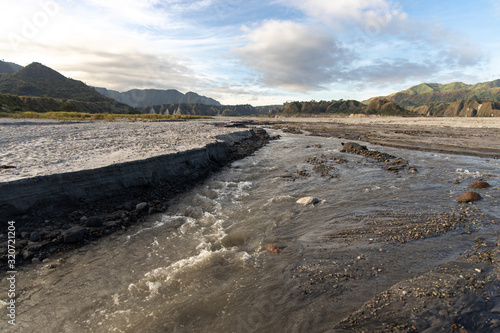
[267,245,280,254]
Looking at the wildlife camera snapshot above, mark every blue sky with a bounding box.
[1,0,499,105]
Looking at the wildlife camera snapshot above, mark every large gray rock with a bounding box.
[63,226,88,243]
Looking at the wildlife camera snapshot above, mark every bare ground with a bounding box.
[259,116,500,159]
[258,117,500,332]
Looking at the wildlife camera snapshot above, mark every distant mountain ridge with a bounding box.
[269,99,409,116]
[95,87,221,107]
[138,103,269,117]
[370,79,500,108]
[0,62,134,113]
[411,97,500,117]
[0,60,23,74]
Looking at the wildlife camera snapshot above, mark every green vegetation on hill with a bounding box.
[279,100,364,115]
[0,93,137,114]
[372,79,500,108]
[267,99,411,116]
[0,63,134,113]
[0,61,23,74]
[413,99,500,117]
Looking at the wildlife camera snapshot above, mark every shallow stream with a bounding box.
[2,130,499,332]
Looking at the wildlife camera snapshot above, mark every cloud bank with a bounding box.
[0,0,495,105]
[232,0,486,95]
[237,20,353,91]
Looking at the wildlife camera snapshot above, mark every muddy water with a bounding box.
[2,131,499,332]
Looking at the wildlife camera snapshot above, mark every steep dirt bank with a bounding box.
[0,125,272,271]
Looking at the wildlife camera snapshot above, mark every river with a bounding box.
[2,129,499,332]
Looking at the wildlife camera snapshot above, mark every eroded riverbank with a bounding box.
[2,123,500,332]
[1,117,499,332]
[0,120,273,271]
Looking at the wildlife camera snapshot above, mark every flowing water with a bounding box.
[2,130,500,332]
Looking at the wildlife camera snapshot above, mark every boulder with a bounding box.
[296,197,320,205]
[456,191,482,203]
[136,202,148,212]
[85,216,103,227]
[467,181,490,189]
[63,226,88,243]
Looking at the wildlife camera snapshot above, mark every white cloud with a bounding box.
[0,0,495,105]
[277,0,408,31]
[236,20,353,91]
[345,58,437,85]
[81,0,174,29]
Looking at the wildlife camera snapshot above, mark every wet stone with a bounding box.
[456,192,482,203]
[296,197,320,205]
[468,181,490,189]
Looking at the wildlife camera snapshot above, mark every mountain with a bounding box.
[0,61,23,74]
[95,87,221,107]
[0,93,136,114]
[412,98,500,117]
[364,99,408,115]
[269,99,410,116]
[138,103,268,117]
[0,62,134,113]
[369,79,500,108]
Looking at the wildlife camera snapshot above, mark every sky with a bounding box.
[1,0,499,106]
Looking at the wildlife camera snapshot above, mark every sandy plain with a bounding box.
[0,118,250,183]
[1,116,499,184]
[257,116,500,159]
